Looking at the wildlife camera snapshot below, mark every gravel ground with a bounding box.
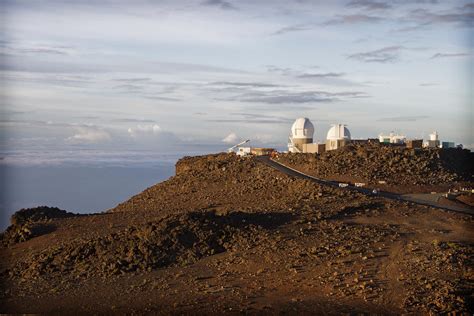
[1,152,473,314]
[275,143,473,194]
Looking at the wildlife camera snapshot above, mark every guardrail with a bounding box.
[258,157,473,216]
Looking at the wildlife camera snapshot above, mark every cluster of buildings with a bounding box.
[229,117,461,156]
[287,117,460,154]
[288,118,351,153]
[377,130,456,149]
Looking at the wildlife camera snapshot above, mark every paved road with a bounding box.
[256,156,474,216]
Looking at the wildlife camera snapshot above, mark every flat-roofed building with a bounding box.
[302,143,326,154]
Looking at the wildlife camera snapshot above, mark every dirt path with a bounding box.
[379,240,406,307]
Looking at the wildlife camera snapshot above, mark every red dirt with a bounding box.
[1,153,473,314]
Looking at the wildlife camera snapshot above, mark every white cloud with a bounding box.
[66,127,111,144]
[127,124,162,137]
[222,132,239,144]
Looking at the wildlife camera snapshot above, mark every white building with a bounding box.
[326,124,351,150]
[288,117,314,153]
[425,131,440,148]
[236,147,251,156]
[379,132,406,144]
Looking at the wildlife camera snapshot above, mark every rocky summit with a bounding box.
[1,149,473,314]
[276,144,474,194]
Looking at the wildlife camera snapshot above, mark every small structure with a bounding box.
[303,143,326,154]
[426,131,440,148]
[227,139,250,153]
[441,141,455,149]
[251,147,275,156]
[288,117,314,153]
[302,143,326,154]
[236,147,251,156]
[326,124,351,151]
[406,139,423,149]
[379,132,406,144]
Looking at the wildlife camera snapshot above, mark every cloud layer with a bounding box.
[348,46,405,63]
[66,127,111,144]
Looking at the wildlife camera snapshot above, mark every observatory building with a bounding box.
[288,117,314,153]
[326,124,351,151]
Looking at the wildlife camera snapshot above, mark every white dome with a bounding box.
[291,117,314,139]
[327,124,351,140]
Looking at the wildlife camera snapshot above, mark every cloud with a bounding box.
[346,0,391,10]
[297,72,345,78]
[404,7,474,28]
[275,14,384,34]
[66,127,111,144]
[347,46,404,63]
[112,118,157,123]
[127,124,162,137]
[463,3,474,10]
[265,65,296,75]
[208,112,293,125]
[377,115,430,122]
[391,24,428,33]
[113,78,151,83]
[430,52,471,59]
[223,89,369,104]
[419,82,438,86]
[404,0,439,3]
[0,50,247,73]
[124,124,182,147]
[113,84,144,91]
[324,14,383,25]
[143,96,181,102]
[201,0,237,10]
[0,40,75,56]
[210,81,281,88]
[272,23,313,35]
[74,115,101,120]
[222,132,239,144]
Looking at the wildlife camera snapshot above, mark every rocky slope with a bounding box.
[1,152,473,314]
[275,144,473,193]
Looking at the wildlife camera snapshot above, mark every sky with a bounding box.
[0,0,473,167]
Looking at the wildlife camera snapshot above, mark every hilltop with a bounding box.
[276,143,474,194]
[1,150,473,314]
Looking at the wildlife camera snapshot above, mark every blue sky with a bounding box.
[1,0,473,166]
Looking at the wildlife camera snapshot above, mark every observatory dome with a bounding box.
[291,117,314,139]
[327,124,351,140]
